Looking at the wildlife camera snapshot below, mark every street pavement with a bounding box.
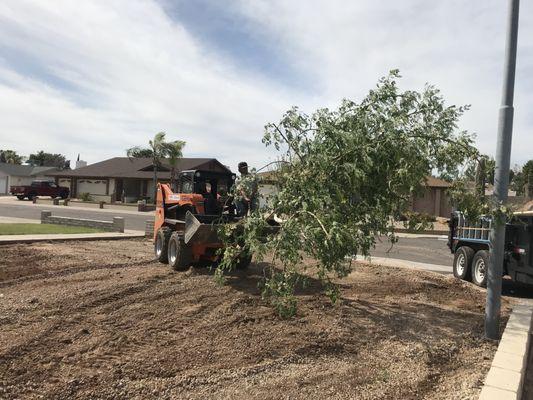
[370,234,453,266]
[0,196,151,231]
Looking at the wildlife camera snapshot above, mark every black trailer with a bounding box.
[447,211,533,287]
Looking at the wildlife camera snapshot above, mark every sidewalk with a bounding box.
[0,229,145,244]
[354,254,451,275]
[0,216,40,224]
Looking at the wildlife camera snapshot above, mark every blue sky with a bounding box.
[0,0,532,171]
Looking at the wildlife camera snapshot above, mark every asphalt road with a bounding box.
[371,235,453,266]
[0,198,151,231]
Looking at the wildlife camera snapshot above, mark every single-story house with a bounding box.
[0,163,58,195]
[257,171,453,218]
[48,157,231,203]
[410,176,452,218]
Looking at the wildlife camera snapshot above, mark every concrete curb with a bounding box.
[394,228,448,235]
[354,255,451,275]
[479,303,533,399]
[0,230,146,245]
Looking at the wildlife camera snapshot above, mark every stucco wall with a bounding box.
[258,183,278,208]
[411,188,436,215]
[411,187,452,217]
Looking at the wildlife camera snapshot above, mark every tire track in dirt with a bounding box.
[0,271,174,366]
[0,240,510,400]
[0,259,156,288]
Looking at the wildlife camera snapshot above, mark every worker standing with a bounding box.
[234,161,258,217]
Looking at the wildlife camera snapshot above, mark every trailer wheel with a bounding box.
[16,195,25,200]
[453,246,474,281]
[168,233,192,271]
[155,227,172,264]
[27,192,37,201]
[471,250,489,287]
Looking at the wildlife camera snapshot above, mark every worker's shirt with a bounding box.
[234,172,258,202]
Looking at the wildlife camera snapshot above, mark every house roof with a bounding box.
[0,163,58,177]
[424,176,452,188]
[48,157,231,179]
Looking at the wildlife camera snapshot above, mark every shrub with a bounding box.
[79,192,92,202]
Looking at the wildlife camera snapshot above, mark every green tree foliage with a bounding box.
[126,132,186,201]
[463,155,496,186]
[27,151,69,169]
[0,150,24,165]
[126,148,154,158]
[217,71,478,317]
[164,140,186,190]
[511,160,533,196]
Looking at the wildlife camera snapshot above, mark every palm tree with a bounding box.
[164,140,186,190]
[126,132,186,202]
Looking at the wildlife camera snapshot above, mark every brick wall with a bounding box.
[41,211,124,232]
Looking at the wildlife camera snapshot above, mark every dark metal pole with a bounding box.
[485,0,520,340]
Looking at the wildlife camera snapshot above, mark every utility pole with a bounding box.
[485,0,520,340]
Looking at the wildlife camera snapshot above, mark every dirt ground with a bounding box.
[0,239,511,400]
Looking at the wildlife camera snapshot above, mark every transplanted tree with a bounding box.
[27,151,70,169]
[126,132,186,202]
[216,70,478,317]
[0,150,24,165]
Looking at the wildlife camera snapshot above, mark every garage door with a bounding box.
[0,177,7,194]
[77,179,107,195]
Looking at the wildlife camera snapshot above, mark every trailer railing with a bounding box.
[453,212,492,243]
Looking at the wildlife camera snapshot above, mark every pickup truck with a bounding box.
[10,180,69,200]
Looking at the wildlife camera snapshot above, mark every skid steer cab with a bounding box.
[153,169,252,271]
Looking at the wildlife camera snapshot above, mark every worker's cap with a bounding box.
[238,161,248,169]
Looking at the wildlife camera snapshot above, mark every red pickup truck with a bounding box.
[10,180,69,200]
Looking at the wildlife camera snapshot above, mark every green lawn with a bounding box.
[0,223,106,235]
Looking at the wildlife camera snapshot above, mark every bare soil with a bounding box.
[0,239,511,400]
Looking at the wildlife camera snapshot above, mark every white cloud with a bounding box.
[235,0,533,164]
[0,0,301,169]
[0,0,531,171]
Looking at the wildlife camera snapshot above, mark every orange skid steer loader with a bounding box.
[153,169,252,270]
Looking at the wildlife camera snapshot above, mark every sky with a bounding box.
[0,0,532,171]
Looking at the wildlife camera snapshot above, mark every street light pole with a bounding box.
[485,0,520,340]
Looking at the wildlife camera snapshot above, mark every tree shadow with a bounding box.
[189,261,331,298]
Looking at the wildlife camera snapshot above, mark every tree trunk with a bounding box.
[475,158,486,200]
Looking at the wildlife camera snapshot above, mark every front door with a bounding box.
[115,179,124,202]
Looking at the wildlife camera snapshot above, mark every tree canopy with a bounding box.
[0,150,24,165]
[27,151,70,169]
[217,70,478,316]
[512,160,533,196]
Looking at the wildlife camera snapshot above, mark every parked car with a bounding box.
[448,211,533,287]
[10,180,69,200]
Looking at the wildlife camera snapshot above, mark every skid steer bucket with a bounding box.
[184,211,223,245]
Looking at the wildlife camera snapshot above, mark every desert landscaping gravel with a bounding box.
[0,239,511,399]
